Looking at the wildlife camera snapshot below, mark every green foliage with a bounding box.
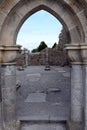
[37,41,47,52]
[52,42,57,48]
[31,48,38,53]
[31,41,48,53]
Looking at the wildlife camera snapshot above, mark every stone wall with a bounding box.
[48,49,68,66]
[16,28,70,66]
[28,48,68,66]
[15,47,69,66]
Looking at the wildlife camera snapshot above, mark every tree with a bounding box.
[31,41,48,53]
[52,42,57,48]
[31,48,38,53]
[37,41,47,52]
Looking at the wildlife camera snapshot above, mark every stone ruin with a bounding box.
[16,28,70,67]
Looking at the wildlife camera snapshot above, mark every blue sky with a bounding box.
[17,10,62,51]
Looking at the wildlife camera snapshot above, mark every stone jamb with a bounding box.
[0,45,21,130]
[65,43,87,130]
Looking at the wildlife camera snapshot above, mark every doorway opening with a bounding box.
[16,10,71,126]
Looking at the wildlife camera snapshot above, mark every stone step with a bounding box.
[66,121,83,130]
[18,115,68,122]
[20,121,67,130]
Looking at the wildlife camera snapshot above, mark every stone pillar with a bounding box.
[23,49,29,67]
[0,45,21,130]
[81,45,87,130]
[83,65,87,130]
[1,65,16,130]
[71,64,83,121]
[0,103,3,130]
[65,44,84,123]
[0,66,3,130]
[45,48,49,65]
[25,50,29,67]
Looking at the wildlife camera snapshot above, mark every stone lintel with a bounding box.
[0,45,21,64]
[65,43,87,64]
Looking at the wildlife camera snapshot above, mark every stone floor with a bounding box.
[16,66,71,123]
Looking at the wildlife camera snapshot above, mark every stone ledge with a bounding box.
[65,43,87,64]
[65,44,87,50]
[0,45,21,64]
[0,45,21,51]
[18,116,68,122]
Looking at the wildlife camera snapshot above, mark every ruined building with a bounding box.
[16,28,70,66]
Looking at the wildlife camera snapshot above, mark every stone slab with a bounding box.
[21,123,66,130]
[18,115,68,122]
[25,93,46,103]
[62,72,70,77]
[18,115,49,121]
[27,73,41,82]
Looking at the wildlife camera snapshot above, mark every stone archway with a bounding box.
[0,0,85,46]
[0,0,87,130]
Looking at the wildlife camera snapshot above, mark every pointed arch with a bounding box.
[0,0,85,46]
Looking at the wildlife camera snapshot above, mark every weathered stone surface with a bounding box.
[16,48,69,66]
[0,0,87,130]
[27,73,41,82]
[1,65,17,130]
[71,65,83,122]
[21,123,66,130]
[25,93,46,103]
[66,121,83,130]
[0,0,86,46]
[16,66,70,121]
[0,103,2,130]
[65,44,87,64]
[0,45,21,64]
[83,65,87,130]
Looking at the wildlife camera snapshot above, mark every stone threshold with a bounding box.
[18,115,68,123]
